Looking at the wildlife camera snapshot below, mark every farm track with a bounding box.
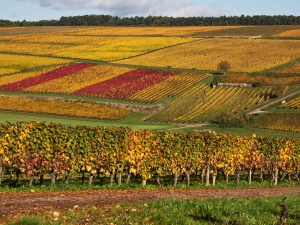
[248,89,300,114]
[1,187,300,218]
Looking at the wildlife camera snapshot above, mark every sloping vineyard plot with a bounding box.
[0,53,73,75]
[0,26,79,36]
[0,63,95,91]
[279,96,300,109]
[128,73,211,103]
[117,39,300,73]
[0,67,60,86]
[0,65,203,102]
[73,69,177,99]
[0,95,131,120]
[25,65,133,94]
[148,84,273,123]
[252,112,300,132]
[272,62,300,74]
[273,28,300,37]
[219,74,300,85]
[61,26,240,36]
[0,34,195,61]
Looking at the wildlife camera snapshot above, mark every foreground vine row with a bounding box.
[0,122,299,187]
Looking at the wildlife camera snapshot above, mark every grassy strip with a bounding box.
[1,170,300,193]
[0,109,300,137]
[187,124,300,138]
[6,195,300,225]
[0,110,172,130]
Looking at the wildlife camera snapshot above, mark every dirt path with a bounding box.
[248,90,300,114]
[1,187,300,217]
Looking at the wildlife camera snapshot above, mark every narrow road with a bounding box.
[248,90,300,114]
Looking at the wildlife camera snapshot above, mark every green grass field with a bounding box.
[0,110,173,130]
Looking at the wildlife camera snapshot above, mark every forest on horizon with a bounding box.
[1,14,300,27]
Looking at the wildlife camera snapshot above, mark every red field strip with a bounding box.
[73,69,177,99]
[0,63,95,91]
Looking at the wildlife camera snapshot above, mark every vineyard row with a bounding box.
[1,122,300,187]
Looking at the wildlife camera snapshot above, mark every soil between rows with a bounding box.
[1,187,300,218]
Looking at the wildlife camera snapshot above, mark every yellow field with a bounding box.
[25,65,133,93]
[0,33,197,61]
[219,74,300,85]
[149,84,273,122]
[0,26,79,36]
[0,66,62,86]
[0,53,72,75]
[116,38,300,73]
[128,73,211,102]
[0,95,131,120]
[61,26,242,36]
[273,62,300,74]
[273,28,300,37]
[280,97,300,109]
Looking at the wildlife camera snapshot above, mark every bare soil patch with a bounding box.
[1,187,300,219]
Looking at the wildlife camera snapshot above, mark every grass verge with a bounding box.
[6,195,300,225]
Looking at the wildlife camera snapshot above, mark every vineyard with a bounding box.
[1,26,300,133]
[3,24,300,225]
[148,84,273,123]
[272,62,300,74]
[280,96,300,109]
[0,63,211,104]
[0,53,73,75]
[1,122,300,188]
[2,25,296,37]
[60,25,241,37]
[2,25,300,225]
[0,95,131,120]
[252,112,300,133]
[117,38,300,72]
[128,73,211,103]
[218,73,300,85]
[0,33,195,61]
[273,27,300,37]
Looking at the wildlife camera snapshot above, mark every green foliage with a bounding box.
[7,215,60,225]
[217,61,231,74]
[216,113,255,128]
[211,75,221,85]
[252,82,263,87]
[1,121,300,189]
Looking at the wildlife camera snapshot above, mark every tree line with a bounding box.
[1,14,300,27]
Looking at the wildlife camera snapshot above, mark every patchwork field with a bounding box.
[148,84,273,122]
[2,25,299,37]
[0,64,207,102]
[117,38,300,72]
[60,25,242,36]
[0,33,196,61]
[1,25,300,134]
[2,25,300,225]
[0,53,73,75]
